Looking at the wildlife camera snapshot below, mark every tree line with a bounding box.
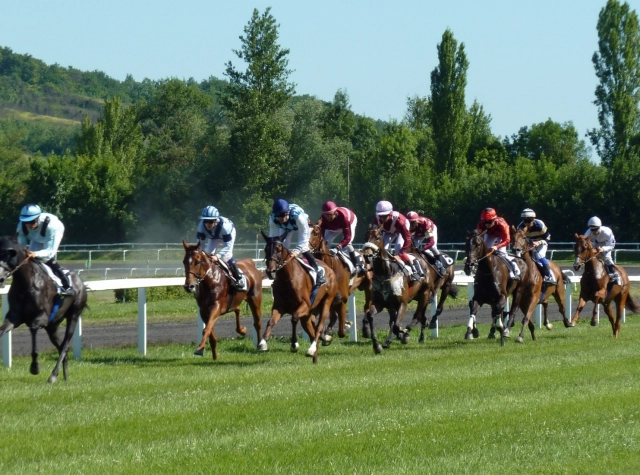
[1,1,640,244]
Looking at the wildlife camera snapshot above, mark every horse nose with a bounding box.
[183,284,195,293]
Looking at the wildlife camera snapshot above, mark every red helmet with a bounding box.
[480,208,497,221]
[406,211,419,221]
[321,201,337,214]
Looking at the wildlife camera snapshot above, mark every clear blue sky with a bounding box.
[2,0,639,149]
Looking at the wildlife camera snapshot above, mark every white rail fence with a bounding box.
[2,274,637,368]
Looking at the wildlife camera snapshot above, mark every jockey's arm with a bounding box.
[421,236,435,251]
[293,212,311,254]
[215,223,235,258]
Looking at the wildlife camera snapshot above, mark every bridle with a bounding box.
[574,238,597,270]
[0,250,33,279]
[308,226,333,257]
[264,239,289,273]
[466,230,492,270]
[185,249,213,287]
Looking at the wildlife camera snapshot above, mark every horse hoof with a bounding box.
[503,328,511,338]
[428,320,437,330]
[257,339,268,352]
[591,320,598,327]
[291,342,300,353]
[400,333,410,345]
[382,341,391,349]
[47,375,57,384]
[564,320,575,328]
[516,336,524,343]
[305,349,315,357]
[374,343,383,354]
[472,328,480,338]
[487,332,496,340]
[344,321,353,330]
[464,330,474,340]
[418,336,425,344]
[545,323,553,331]
[321,335,333,346]
[30,363,40,375]
[193,348,204,356]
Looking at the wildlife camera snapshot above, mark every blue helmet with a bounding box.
[19,204,42,222]
[272,199,289,216]
[200,206,220,220]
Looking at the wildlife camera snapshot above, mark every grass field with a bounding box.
[1,318,639,474]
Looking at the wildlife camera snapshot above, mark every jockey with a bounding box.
[371,200,424,281]
[319,201,365,273]
[196,205,245,289]
[406,211,446,275]
[476,207,520,281]
[16,204,74,296]
[584,216,619,285]
[516,208,556,284]
[269,199,326,287]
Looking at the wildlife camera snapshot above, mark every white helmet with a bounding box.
[521,208,536,219]
[376,200,393,216]
[588,216,602,229]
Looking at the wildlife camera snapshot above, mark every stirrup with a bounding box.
[60,286,76,296]
[511,274,521,282]
[543,275,556,284]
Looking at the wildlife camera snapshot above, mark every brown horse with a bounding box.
[360,226,431,353]
[572,234,639,337]
[511,226,571,334]
[182,240,263,360]
[258,231,338,363]
[464,229,528,346]
[308,222,373,344]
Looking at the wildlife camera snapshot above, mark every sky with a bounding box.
[2,0,640,148]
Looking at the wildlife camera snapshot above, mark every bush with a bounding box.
[114,285,191,303]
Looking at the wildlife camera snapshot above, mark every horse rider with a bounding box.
[196,205,245,289]
[269,199,326,287]
[406,211,446,275]
[584,216,619,285]
[319,201,365,273]
[371,200,424,281]
[476,207,520,281]
[16,204,75,296]
[516,208,556,284]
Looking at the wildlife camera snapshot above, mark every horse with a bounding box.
[0,236,87,383]
[571,234,639,337]
[360,226,431,353]
[464,229,528,346]
[511,226,571,334]
[182,240,263,360]
[258,231,338,363]
[308,222,373,344]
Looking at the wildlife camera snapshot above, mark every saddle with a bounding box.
[215,259,248,292]
[296,257,325,287]
[33,261,75,321]
[335,250,356,275]
[35,261,71,296]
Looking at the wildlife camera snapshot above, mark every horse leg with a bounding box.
[614,297,625,338]
[541,302,553,331]
[366,306,382,354]
[194,303,221,357]
[208,326,219,361]
[552,284,570,328]
[291,315,302,352]
[0,315,15,336]
[234,308,247,337]
[602,302,617,337]
[571,295,588,325]
[516,300,537,343]
[590,297,601,327]
[245,296,263,350]
[48,314,80,383]
[258,308,284,352]
[382,307,398,349]
[361,287,373,339]
[29,326,40,376]
[44,323,64,380]
[466,300,480,340]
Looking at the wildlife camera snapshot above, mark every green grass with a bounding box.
[1,319,640,474]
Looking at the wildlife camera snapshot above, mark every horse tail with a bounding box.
[625,295,640,314]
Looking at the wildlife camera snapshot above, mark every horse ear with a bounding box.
[260,230,270,242]
[574,233,580,239]
[197,239,202,250]
[511,225,516,232]
[182,239,189,250]
[316,219,322,227]
[279,230,289,242]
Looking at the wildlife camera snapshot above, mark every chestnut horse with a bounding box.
[511,226,571,333]
[308,223,373,344]
[182,240,263,360]
[572,234,639,337]
[360,228,431,353]
[258,232,338,363]
[464,229,528,346]
[0,236,87,383]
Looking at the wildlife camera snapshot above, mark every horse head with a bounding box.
[182,239,214,293]
[361,224,384,267]
[261,230,290,280]
[511,226,531,259]
[464,230,487,276]
[573,233,597,271]
[308,221,328,254]
[0,236,26,288]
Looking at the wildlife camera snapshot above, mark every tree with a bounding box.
[466,100,506,167]
[429,29,471,177]
[222,7,295,200]
[589,0,640,167]
[0,129,29,232]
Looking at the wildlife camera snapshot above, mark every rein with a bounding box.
[1,253,34,278]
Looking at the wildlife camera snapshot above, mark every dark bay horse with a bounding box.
[308,223,373,344]
[259,232,338,363]
[182,240,263,360]
[360,227,431,353]
[0,236,87,383]
[464,229,527,346]
[511,227,571,335]
[572,234,639,337]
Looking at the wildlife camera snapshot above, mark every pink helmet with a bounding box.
[321,201,337,214]
[406,211,419,221]
[376,200,393,216]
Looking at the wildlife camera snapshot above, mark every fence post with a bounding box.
[138,287,147,355]
[2,294,11,368]
[535,305,542,328]
[565,279,572,323]
[348,293,357,342]
[73,316,82,359]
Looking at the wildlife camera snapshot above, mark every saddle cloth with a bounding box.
[336,250,356,275]
[215,259,248,292]
[36,262,70,295]
[296,257,325,287]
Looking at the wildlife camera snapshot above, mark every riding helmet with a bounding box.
[520,208,536,219]
[480,208,497,221]
[321,201,338,214]
[588,216,602,230]
[376,200,393,216]
[200,206,220,220]
[19,204,42,222]
[272,199,290,216]
[406,211,419,221]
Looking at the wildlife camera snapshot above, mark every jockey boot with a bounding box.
[411,259,424,281]
[605,264,620,285]
[350,250,364,274]
[46,258,75,296]
[227,259,246,290]
[510,260,521,281]
[303,251,326,287]
[541,263,557,285]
